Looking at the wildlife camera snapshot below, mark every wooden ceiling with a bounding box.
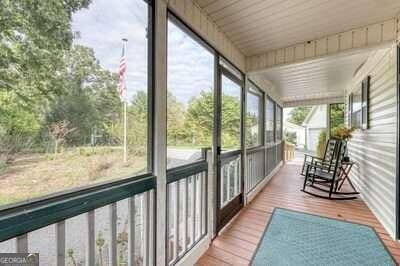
[196,0,400,56]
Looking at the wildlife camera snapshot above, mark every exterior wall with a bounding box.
[167,0,246,72]
[345,46,397,238]
[247,19,397,73]
[303,105,327,152]
[304,105,327,128]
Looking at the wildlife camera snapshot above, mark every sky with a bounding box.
[71,0,216,106]
[168,21,214,106]
[72,0,148,103]
[283,107,293,122]
[71,0,270,114]
[246,90,259,117]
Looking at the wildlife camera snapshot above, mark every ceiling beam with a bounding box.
[283,96,344,108]
[247,18,398,74]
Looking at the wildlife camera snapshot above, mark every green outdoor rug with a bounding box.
[251,208,396,266]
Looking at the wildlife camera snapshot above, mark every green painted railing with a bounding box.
[0,174,156,266]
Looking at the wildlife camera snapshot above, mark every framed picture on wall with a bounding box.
[361,75,370,130]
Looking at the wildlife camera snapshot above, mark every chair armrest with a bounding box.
[306,160,331,171]
[304,154,323,162]
[304,153,322,159]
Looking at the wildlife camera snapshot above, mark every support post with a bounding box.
[243,76,248,203]
[154,0,168,264]
[396,43,400,240]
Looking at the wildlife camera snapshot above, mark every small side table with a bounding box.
[336,161,359,194]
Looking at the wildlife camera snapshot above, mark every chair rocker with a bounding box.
[301,140,358,200]
[301,138,338,176]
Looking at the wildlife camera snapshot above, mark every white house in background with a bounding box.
[283,121,305,149]
[302,105,327,152]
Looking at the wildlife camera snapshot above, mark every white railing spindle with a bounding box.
[109,203,117,266]
[182,179,188,252]
[128,197,136,266]
[192,175,196,245]
[56,221,66,266]
[86,210,95,266]
[147,190,155,266]
[16,234,28,253]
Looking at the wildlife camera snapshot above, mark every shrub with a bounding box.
[331,126,355,140]
[316,130,327,158]
[0,132,34,168]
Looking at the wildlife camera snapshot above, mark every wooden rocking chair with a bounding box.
[301,138,339,176]
[301,140,358,200]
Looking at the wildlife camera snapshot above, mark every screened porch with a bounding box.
[1,0,400,265]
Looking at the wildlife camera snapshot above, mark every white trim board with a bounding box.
[175,235,211,266]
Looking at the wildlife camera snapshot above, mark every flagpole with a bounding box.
[122,38,128,163]
[123,99,127,163]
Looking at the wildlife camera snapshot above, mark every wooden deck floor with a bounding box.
[197,160,400,265]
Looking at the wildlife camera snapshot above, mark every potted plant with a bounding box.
[331,126,355,162]
[331,126,355,141]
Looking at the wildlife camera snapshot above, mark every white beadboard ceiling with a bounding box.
[253,49,374,105]
[195,0,400,56]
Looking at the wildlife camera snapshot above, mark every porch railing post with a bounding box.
[207,150,214,239]
[154,0,168,264]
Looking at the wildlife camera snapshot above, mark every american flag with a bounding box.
[118,39,127,102]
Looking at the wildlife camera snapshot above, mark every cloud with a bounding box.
[72,0,149,100]
[72,0,242,108]
[167,21,214,105]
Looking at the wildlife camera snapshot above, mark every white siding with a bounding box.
[345,47,397,238]
[305,105,327,128]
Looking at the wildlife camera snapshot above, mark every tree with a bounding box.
[0,1,95,150]
[167,92,187,146]
[0,0,91,101]
[287,107,312,126]
[330,103,345,132]
[48,120,76,154]
[184,91,241,148]
[0,91,40,137]
[246,111,258,147]
[221,94,241,148]
[44,45,120,146]
[185,91,214,146]
[0,91,39,164]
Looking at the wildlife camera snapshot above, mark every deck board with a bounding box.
[197,160,400,265]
